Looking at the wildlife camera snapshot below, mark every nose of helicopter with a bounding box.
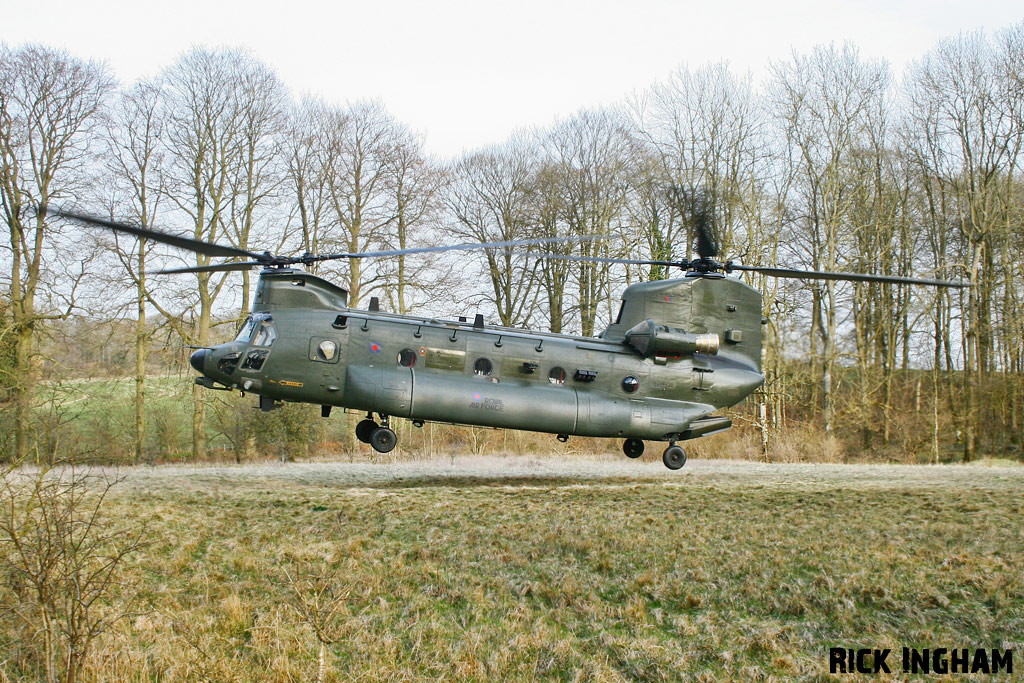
[190,348,208,373]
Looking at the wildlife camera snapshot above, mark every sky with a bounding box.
[2,0,1021,159]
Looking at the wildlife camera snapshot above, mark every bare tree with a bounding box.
[103,79,167,464]
[621,148,683,281]
[633,62,764,258]
[0,462,144,683]
[905,27,1024,459]
[287,97,335,276]
[0,45,113,462]
[378,128,447,315]
[281,559,350,683]
[158,47,287,459]
[542,109,632,335]
[770,44,890,434]
[447,138,541,327]
[321,101,402,307]
[224,60,288,317]
[532,160,575,331]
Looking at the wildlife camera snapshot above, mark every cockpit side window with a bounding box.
[252,324,277,347]
[235,317,256,342]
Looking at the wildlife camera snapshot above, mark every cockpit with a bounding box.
[235,313,276,345]
[231,313,277,372]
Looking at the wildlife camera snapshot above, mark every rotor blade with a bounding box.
[156,262,268,275]
[692,193,718,260]
[540,254,682,267]
[48,208,267,261]
[728,264,968,288]
[306,234,603,262]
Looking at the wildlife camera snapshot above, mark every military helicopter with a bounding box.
[51,206,966,469]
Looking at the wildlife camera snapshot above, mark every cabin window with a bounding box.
[309,337,340,364]
[317,340,338,361]
[548,366,566,385]
[622,376,639,393]
[474,358,493,376]
[398,348,417,367]
[235,317,256,342]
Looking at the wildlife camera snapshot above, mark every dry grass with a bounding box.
[3,456,1022,681]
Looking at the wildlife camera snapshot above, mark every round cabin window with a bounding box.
[474,358,493,376]
[398,348,417,367]
[317,340,338,361]
[622,376,639,393]
[548,366,567,385]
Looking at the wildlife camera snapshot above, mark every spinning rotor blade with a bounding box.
[541,254,679,267]
[692,195,718,260]
[726,264,967,288]
[48,208,267,261]
[305,234,603,263]
[156,262,269,275]
[48,207,604,274]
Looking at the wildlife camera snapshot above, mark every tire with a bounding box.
[623,438,645,459]
[662,445,686,470]
[355,419,377,444]
[370,427,397,453]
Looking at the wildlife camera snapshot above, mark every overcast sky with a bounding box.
[3,0,1021,158]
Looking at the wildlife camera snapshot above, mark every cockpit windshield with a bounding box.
[235,317,256,342]
[235,314,275,345]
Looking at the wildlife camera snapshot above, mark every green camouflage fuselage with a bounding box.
[193,270,765,442]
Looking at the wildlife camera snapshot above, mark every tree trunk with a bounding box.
[193,276,212,460]
[134,244,147,464]
[964,242,983,462]
[13,320,34,462]
[316,641,327,683]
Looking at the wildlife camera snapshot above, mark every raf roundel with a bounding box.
[369,342,381,354]
[472,392,482,401]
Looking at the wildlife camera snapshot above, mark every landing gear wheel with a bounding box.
[370,427,397,453]
[623,438,645,459]
[663,444,686,470]
[355,419,377,444]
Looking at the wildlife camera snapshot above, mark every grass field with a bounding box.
[4,456,1023,681]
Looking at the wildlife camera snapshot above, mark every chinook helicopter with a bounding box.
[51,206,965,469]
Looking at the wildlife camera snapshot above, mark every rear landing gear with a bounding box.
[662,443,686,470]
[623,438,644,459]
[355,413,397,453]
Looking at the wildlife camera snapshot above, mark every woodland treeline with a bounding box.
[2,23,1023,464]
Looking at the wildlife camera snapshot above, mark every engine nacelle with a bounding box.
[624,319,720,357]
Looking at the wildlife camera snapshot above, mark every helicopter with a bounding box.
[50,206,966,469]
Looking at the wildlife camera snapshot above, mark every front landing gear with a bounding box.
[355,413,398,453]
[662,443,686,470]
[623,438,644,459]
